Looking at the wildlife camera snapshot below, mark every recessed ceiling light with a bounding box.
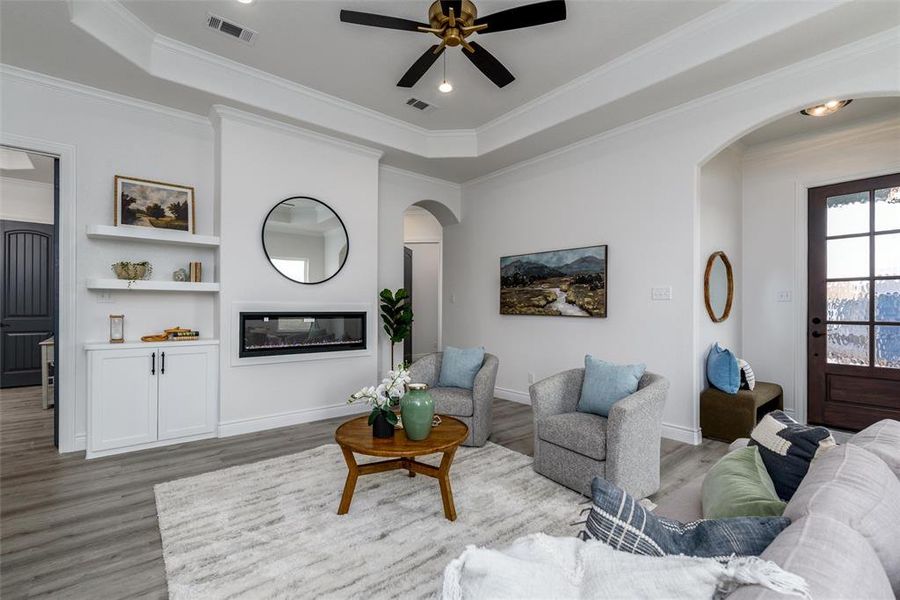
[0,148,35,170]
[800,99,852,117]
[236,0,254,4]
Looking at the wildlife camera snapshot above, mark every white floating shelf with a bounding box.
[84,339,219,351]
[86,225,220,248]
[86,279,220,293]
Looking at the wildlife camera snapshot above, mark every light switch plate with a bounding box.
[96,291,113,304]
[651,286,673,301]
[777,291,792,302]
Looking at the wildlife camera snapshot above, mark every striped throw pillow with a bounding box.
[738,359,756,390]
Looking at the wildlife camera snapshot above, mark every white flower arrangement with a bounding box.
[349,366,411,426]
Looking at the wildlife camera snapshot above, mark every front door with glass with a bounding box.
[808,173,900,431]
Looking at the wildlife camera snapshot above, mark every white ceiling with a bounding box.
[739,96,900,148]
[0,150,56,184]
[120,0,724,130]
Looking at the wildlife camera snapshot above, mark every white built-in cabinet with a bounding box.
[86,340,218,458]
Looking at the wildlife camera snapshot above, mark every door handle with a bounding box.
[161,352,165,375]
[151,352,156,375]
[811,317,822,325]
[811,331,823,338]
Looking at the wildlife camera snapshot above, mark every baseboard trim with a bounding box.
[662,423,702,445]
[218,402,369,437]
[72,433,87,452]
[494,386,531,405]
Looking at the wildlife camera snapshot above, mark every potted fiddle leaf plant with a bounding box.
[380,288,413,368]
[348,367,411,438]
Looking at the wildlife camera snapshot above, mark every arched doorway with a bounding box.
[403,206,443,363]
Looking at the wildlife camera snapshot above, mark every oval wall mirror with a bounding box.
[261,196,349,284]
[704,251,734,322]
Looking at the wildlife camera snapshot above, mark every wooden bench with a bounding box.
[700,382,784,442]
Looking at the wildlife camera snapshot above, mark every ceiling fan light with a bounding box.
[438,80,453,93]
[800,99,852,117]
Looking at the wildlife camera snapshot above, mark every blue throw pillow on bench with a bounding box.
[577,356,646,417]
[579,477,790,558]
[707,343,740,394]
[438,346,485,389]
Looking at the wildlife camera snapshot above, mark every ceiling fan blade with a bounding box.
[397,45,445,88]
[474,0,566,33]
[340,10,428,32]
[463,42,514,88]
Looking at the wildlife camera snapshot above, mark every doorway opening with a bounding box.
[403,206,443,365]
[0,146,60,447]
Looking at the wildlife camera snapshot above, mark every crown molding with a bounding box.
[0,64,212,127]
[379,164,462,191]
[66,0,874,162]
[209,105,384,160]
[464,26,900,187]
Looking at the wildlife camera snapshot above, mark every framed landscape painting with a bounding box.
[500,245,607,317]
[115,176,195,233]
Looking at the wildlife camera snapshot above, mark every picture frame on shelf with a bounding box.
[114,175,195,233]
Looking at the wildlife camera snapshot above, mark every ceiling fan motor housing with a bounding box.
[427,0,479,48]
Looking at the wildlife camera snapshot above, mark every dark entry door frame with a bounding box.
[807,172,900,431]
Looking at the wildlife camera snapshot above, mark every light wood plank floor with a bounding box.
[1,386,726,599]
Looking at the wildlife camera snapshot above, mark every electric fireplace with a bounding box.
[239,311,366,358]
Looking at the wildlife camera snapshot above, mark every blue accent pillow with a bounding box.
[707,343,740,394]
[577,356,646,417]
[579,477,791,558]
[438,346,485,389]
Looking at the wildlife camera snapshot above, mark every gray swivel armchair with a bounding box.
[408,352,499,447]
[529,369,669,498]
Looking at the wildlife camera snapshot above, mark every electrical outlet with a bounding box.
[96,291,113,304]
[450,293,456,304]
[651,286,672,301]
[528,372,535,385]
[777,291,792,303]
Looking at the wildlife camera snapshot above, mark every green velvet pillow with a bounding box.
[702,446,787,519]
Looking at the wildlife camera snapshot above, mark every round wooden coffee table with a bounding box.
[334,415,469,521]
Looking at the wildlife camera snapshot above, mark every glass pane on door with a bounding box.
[827,324,869,365]
[875,187,900,232]
[827,192,870,236]
[875,280,900,322]
[827,237,869,278]
[827,280,869,321]
[875,233,900,276]
[875,325,900,368]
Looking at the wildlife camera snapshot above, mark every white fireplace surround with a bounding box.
[229,302,374,367]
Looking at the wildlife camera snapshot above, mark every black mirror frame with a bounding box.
[261,196,349,285]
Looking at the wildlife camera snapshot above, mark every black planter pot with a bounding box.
[372,412,395,439]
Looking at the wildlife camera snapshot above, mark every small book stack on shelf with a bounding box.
[189,262,202,282]
[167,327,200,341]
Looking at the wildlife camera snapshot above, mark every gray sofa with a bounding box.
[408,352,499,447]
[656,419,900,599]
[529,369,669,498]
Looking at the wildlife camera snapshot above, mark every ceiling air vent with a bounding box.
[207,13,257,45]
[405,98,434,112]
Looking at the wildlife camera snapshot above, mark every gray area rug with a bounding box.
[155,442,583,599]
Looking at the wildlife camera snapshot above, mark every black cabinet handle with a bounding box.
[161,352,166,375]
[151,352,156,375]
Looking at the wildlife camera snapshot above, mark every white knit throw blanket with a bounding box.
[443,534,810,600]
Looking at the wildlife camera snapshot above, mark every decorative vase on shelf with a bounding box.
[372,411,395,439]
[401,383,435,441]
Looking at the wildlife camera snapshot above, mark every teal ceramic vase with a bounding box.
[401,383,434,441]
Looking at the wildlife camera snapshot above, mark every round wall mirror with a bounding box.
[704,251,734,322]
[261,196,349,284]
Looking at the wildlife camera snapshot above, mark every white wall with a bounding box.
[742,115,900,420]
[444,35,899,443]
[1,73,216,447]
[213,107,382,433]
[0,176,54,224]
[698,145,743,391]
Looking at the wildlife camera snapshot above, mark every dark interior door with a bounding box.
[0,220,55,388]
[403,246,413,365]
[808,173,900,430]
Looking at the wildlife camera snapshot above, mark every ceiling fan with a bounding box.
[340,0,566,89]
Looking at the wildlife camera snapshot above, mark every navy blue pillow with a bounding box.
[579,477,790,558]
[749,410,836,501]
